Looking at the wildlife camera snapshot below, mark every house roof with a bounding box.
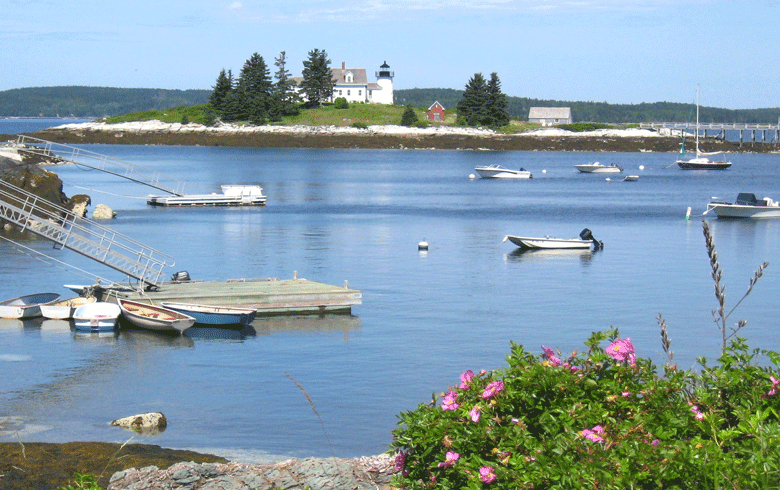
[428,101,445,111]
[331,67,368,85]
[528,107,571,119]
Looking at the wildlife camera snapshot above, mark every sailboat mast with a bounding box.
[695,84,700,155]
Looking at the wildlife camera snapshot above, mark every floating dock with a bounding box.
[147,185,267,207]
[85,276,362,316]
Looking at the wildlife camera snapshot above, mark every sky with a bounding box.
[2,0,778,110]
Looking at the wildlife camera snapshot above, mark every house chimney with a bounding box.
[342,61,345,70]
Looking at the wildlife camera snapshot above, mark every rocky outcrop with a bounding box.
[93,203,116,219]
[111,412,167,436]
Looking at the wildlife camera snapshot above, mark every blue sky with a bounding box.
[2,0,778,109]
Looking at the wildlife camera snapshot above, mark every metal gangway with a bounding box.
[0,179,175,289]
[14,134,186,196]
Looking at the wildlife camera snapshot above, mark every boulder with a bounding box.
[92,203,116,220]
[111,412,167,436]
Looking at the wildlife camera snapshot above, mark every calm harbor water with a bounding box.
[1,121,780,462]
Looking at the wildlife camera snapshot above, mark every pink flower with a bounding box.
[482,380,505,399]
[622,392,632,398]
[582,425,606,443]
[470,405,481,423]
[689,403,706,420]
[764,376,780,398]
[651,439,660,446]
[541,346,561,365]
[437,451,460,468]
[459,370,475,389]
[606,337,636,363]
[441,390,459,411]
[479,466,497,483]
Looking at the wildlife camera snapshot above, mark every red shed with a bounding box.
[427,101,445,122]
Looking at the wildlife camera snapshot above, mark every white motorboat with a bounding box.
[41,296,97,320]
[503,228,603,251]
[118,299,196,334]
[0,293,61,319]
[705,193,780,219]
[574,162,623,173]
[147,184,267,207]
[676,86,732,170]
[474,164,532,179]
[73,302,122,332]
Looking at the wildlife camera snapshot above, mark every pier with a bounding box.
[639,122,780,146]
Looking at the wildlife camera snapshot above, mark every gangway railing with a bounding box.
[0,180,175,289]
[14,135,186,196]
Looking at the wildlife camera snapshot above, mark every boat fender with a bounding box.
[171,271,190,282]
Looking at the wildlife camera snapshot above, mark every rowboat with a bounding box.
[503,228,603,251]
[118,299,196,334]
[41,296,97,320]
[0,293,61,319]
[574,162,623,173]
[474,164,532,179]
[161,302,257,326]
[705,193,780,219]
[73,302,122,332]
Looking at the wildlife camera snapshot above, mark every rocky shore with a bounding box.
[15,120,771,153]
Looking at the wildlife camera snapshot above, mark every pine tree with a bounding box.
[486,72,510,128]
[300,49,335,107]
[401,104,418,126]
[236,53,272,123]
[457,73,488,127]
[208,69,233,114]
[269,51,300,121]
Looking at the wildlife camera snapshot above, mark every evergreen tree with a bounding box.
[400,104,418,126]
[208,69,232,114]
[457,73,488,127]
[236,53,272,123]
[486,72,510,128]
[269,51,300,121]
[300,49,335,107]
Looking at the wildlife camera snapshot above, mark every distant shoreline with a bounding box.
[18,120,774,153]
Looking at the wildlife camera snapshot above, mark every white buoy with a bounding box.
[542,169,547,173]
[418,239,429,251]
[639,165,645,170]
[469,174,476,179]
[686,207,691,221]
[605,177,611,182]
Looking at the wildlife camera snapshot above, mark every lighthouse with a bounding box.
[373,61,394,105]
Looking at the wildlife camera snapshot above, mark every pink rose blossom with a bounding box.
[582,425,606,443]
[763,376,780,398]
[470,405,481,422]
[541,346,561,365]
[441,390,459,411]
[459,370,475,390]
[479,466,497,483]
[606,338,636,363]
[482,380,505,399]
[437,451,460,468]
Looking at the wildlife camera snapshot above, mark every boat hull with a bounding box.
[119,300,196,333]
[474,166,532,179]
[574,164,622,173]
[161,302,257,326]
[708,204,780,219]
[504,235,592,250]
[0,293,61,319]
[677,158,731,170]
[73,302,121,332]
[41,296,97,320]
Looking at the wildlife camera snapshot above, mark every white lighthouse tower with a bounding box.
[373,61,394,105]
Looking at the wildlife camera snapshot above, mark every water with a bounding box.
[0,118,92,136]
[2,143,780,463]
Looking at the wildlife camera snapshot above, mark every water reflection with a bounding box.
[250,314,362,339]
[504,248,595,264]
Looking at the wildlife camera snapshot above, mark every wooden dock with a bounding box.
[90,277,362,316]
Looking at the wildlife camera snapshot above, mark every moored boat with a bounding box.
[676,86,732,170]
[41,296,97,320]
[118,299,196,334]
[147,185,267,207]
[161,302,257,326]
[0,293,61,319]
[705,193,780,219]
[474,164,532,179]
[574,162,623,173]
[503,228,603,251]
[73,302,122,332]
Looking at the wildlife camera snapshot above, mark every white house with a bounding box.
[294,61,394,105]
[528,107,572,126]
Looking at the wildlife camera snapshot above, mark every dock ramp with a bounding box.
[14,135,186,196]
[0,180,174,289]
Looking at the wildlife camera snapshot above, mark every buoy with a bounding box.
[469,174,476,179]
[418,240,429,251]
[686,207,691,221]
[605,177,611,182]
[639,165,645,170]
[542,169,547,174]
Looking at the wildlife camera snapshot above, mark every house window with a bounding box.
[339,90,342,96]
[358,90,362,96]
[347,90,351,96]
[346,72,353,83]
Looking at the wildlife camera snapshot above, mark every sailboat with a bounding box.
[676,86,732,170]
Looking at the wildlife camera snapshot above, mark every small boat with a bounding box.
[147,185,267,207]
[574,162,623,173]
[161,302,257,326]
[676,86,732,170]
[474,164,532,179]
[41,296,97,320]
[118,299,196,334]
[503,228,603,251]
[705,193,780,219]
[0,293,61,319]
[73,302,122,332]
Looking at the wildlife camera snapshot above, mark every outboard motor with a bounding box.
[580,228,603,250]
[171,271,191,282]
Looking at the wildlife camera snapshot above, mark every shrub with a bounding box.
[334,97,349,109]
[391,221,780,489]
[401,104,418,127]
[351,122,368,129]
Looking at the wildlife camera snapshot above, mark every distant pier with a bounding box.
[639,122,780,146]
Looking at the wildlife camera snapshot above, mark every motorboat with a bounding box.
[118,299,196,334]
[574,162,623,173]
[73,302,122,332]
[41,296,97,320]
[676,86,732,170]
[474,164,532,179]
[147,185,267,207]
[161,302,257,326]
[0,293,60,319]
[705,193,780,219]
[503,228,603,251]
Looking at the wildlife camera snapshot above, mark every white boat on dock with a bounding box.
[118,299,196,334]
[0,293,61,319]
[474,164,532,179]
[73,302,122,332]
[41,296,97,320]
[503,228,603,251]
[147,185,267,207]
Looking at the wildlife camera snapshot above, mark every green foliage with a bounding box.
[557,122,617,132]
[401,104,419,126]
[334,97,349,109]
[456,72,510,129]
[351,122,368,129]
[103,105,208,124]
[57,473,102,490]
[300,48,335,108]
